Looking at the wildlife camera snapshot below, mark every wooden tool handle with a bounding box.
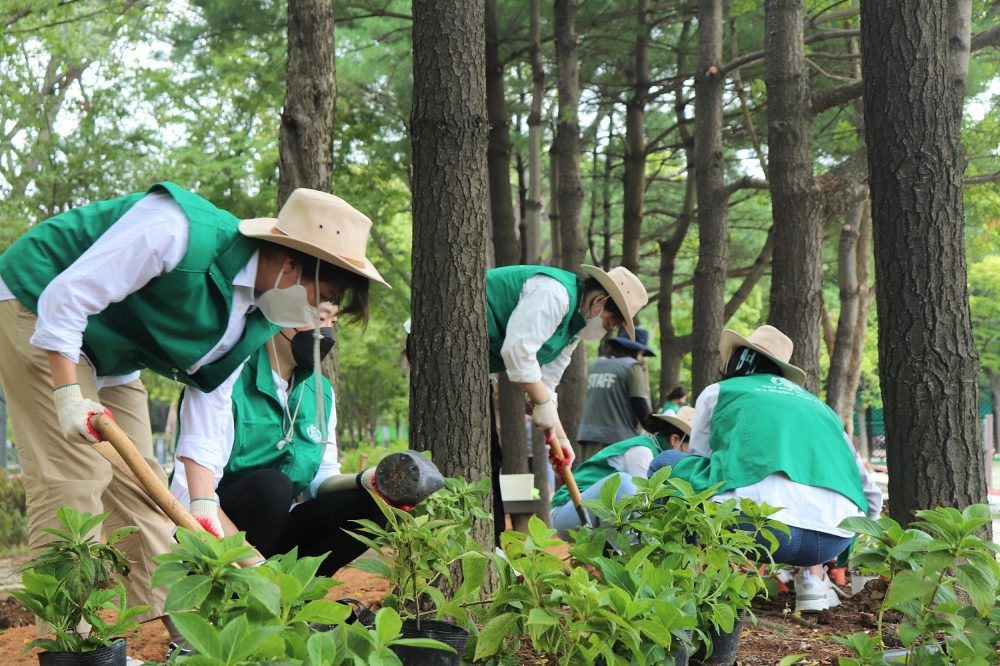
[545,429,585,510]
[89,414,204,534]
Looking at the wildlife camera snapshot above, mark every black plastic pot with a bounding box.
[389,618,469,666]
[692,610,746,666]
[38,639,127,666]
[670,629,694,666]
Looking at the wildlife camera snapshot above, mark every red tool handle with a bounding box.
[546,429,588,525]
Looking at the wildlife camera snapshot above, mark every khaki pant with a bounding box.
[0,300,173,625]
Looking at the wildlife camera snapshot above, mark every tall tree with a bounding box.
[553,0,588,451]
[620,0,650,274]
[279,0,336,207]
[689,0,727,397]
[485,0,529,510]
[279,0,338,393]
[409,0,493,552]
[764,0,823,394]
[523,0,545,266]
[862,0,986,521]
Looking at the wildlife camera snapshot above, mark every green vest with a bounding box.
[221,347,334,496]
[672,375,868,513]
[0,182,278,392]
[486,266,587,374]
[552,433,665,508]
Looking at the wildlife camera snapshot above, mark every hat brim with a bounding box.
[609,337,656,356]
[239,218,390,288]
[581,264,636,340]
[650,412,692,434]
[718,329,806,386]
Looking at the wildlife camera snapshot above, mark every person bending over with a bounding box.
[647,326,882,613]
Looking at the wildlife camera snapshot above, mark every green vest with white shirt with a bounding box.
[671,374,868,513]
[221,346,334,497]
[0,182,278,392]
[552,432,665,508]
[486,266,587,374]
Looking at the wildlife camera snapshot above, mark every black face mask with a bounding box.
[283,327,335,368]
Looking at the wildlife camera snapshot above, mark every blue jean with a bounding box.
[551,471,637,541]
[646,450,853,567]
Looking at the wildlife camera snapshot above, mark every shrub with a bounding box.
[0,472,27,549]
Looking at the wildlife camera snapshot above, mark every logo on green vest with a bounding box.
[769,376,799,390]
[306,424,322,442]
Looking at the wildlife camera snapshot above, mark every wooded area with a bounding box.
[3,0,1000,543]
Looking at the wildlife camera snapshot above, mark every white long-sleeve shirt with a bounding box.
[171,369,340,508]
[689,382,883,538]
[500,275,580,394]
[0,192,261,475]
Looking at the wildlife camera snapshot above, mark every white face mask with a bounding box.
[577,297,608,341]
[257,267,318,328]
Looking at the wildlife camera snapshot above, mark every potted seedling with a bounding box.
[348,477,490,666]
[568,467,782,666]
[11,507,151,666]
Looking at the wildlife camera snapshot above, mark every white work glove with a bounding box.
[531,397,559,430]
[189,498,224,538]
[548,436,575,473]
[52,383,113,443]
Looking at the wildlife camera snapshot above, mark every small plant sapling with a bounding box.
[11,507,151,654]
[837,504,1000,666]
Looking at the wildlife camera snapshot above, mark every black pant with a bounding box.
[490,386,504,548]
[217,469,389,576]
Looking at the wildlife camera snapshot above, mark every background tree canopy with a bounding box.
[2,0,999,455]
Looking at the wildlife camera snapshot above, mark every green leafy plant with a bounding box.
[837,505,1000,665]
[150,529,452,665]
[11,507,150,654]
[477,516,696,666]
[348,477,489,630]
[568,467,784,657]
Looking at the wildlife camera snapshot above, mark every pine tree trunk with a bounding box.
[862,0,986,522]
[409,0,494,555]
[658,173,696,394]
[486,0,520,267]
[279,0,335,206]
[280,0,338,391]
[553,0,587,449]
[764,0,824,395]
[690,0,727,397]
[621,0,649,274]
[524,0,544,265]
[843,198,875,436]
[826,192,864,423]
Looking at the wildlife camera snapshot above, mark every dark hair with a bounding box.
[646,417,687,440]
[720,346,783,380]
[607,339,639,359]
[262,244,370,325]
[581,277,623,319]
[665,386,687,401]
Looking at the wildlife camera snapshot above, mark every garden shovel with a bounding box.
[545,429,592,528]
[88,413,208,536]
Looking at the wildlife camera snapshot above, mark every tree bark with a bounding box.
[409,0,493,555]
[764,0,824,395]
[862,0,986,522]
[843,198,875,436]
[524,0,544,265]
[690,0,727,398]
[988,370,1000,457]
[553,0,587,449]
[659,173,695,393]
[826,190,864,424]
[279,0,338,392]
[486,0,520,268]
[279,0,335,207]
[621,0,649,274]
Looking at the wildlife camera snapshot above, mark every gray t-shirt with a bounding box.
[577,356,645,445]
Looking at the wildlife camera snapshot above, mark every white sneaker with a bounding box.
[823,574,845,608]
[794,572,830,613]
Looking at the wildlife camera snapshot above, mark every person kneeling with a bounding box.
[551,406,694,541]
[646,326,882,613]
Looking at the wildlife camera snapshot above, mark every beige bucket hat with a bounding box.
[239,188,389,287]
[651,405,695,434]
[717,325,806,386]
[581,265,648,340]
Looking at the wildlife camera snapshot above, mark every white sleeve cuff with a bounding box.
[175,437,226,480]
[28,329,84,363]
